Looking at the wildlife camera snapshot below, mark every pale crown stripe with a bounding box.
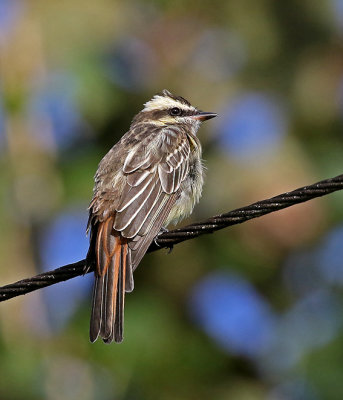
[143,96,196,113]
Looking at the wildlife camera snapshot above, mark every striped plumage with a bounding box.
[86,90,216,343]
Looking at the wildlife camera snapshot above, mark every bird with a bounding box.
[86,89,217,343]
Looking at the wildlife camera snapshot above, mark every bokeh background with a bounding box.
[1,1,343,399]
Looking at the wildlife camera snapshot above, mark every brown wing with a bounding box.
[114,128,191,239]
[111,128,190,271]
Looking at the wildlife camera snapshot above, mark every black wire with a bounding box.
[1,173,343,302]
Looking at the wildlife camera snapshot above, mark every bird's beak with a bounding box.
[191,111,217,121]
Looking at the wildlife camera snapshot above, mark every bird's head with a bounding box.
[131,90,217,133]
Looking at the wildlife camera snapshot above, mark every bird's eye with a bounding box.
[169,107,182,116]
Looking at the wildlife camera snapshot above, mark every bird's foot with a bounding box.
[154,227,173,253]
[83,260,94,275]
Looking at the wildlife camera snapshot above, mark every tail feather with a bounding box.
[89,274,104,343]
[116,243,127,342]
[100,255,114,339]
[89,220,131,343]
[102,241,121,341]
[104,242,128,343]
[125,248,134,293]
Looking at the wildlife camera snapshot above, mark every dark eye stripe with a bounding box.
[184,109,197,117]
[167,108,197,117]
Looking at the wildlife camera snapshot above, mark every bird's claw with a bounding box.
[154,227,174,253]
[83,261,94,275]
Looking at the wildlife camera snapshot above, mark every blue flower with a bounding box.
[189,271,276,358]
[215,92,287,162]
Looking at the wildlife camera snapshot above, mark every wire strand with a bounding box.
[1,173,343,302]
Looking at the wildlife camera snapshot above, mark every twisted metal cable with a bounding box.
[1,173,343,302]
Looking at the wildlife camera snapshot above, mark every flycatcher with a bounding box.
[86,90,217,343]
